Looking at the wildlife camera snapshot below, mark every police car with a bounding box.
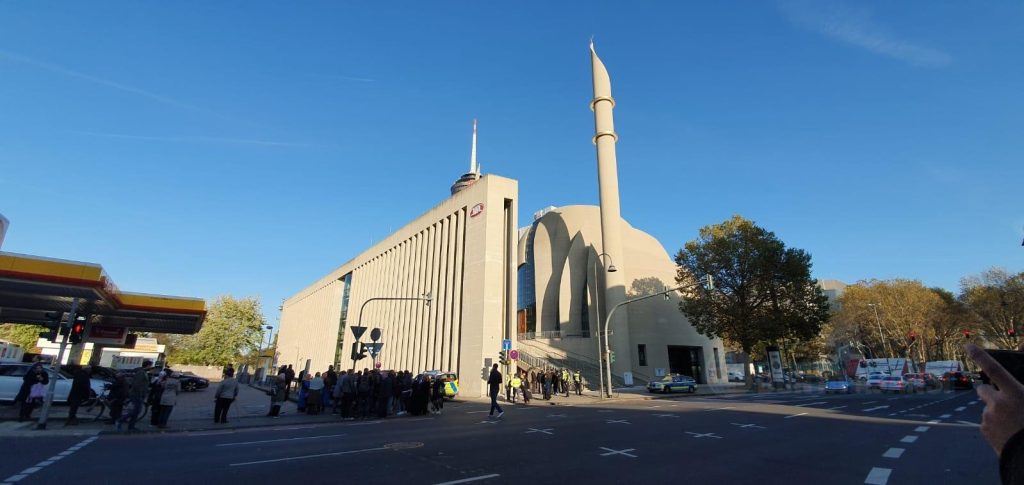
[423,370,459,399]
[647,374,697,394]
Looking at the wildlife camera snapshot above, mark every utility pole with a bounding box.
[37,298,77,430]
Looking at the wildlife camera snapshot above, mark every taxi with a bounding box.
[647,374,697,394]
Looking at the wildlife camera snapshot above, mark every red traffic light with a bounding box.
[1010,328,1018,337]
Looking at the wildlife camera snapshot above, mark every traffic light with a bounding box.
[69,321,86,344]
[498,350,508,365]
[351,342,367,361]
[1009,328,1017,337]
[908,331,917,344]
[963,329,972,339]
[610,351,616,364]
[38,312,63,342]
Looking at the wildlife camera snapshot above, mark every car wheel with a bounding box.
[662,386,670,394]
[184,381,197,392]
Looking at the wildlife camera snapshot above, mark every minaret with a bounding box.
[450,119,483,195]
[591,41,631,387]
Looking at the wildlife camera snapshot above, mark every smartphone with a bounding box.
[980,350,1024,388]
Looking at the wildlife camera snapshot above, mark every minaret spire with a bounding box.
[470,118,479,174]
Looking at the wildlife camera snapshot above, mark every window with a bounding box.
[638,344,647,366]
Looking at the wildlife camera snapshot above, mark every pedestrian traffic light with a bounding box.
[351,342,367,361]
[69,321,86,344]
[38,311,63,342]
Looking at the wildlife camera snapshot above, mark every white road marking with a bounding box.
[957,420,980,427]
[230,446,389,466]
[730,423,766,429]
[915,426,930,433]
[863,406,889,412]
[939,414,952,419]
[653,414,678,418]
[272,425,318,431]
[477,420,498,425]
[546,414,567,418]
[606,419,631,424]
[784,413,808,419]
[795,402,826,407]
[433,474,501,485]
[900,435,918,443]
[863,401,878,405]
[955,406,966,412]
[927,420,940,424]
[599,447,637,458]
[883,448,905,459]
[525,428,553,435]
[969,400,979,405]
[2,436,97,484]
[865,467,892,485]
[686,432,722,439]
[827,405,847,410]
[217,434,347,447]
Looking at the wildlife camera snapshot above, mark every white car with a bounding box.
[865,372,889,389]
[728,371,745,382]
[0,363,106,403]
[879,375,916,393]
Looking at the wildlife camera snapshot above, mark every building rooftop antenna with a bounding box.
[470,118,479,175]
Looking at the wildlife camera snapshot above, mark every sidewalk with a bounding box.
[0,381,306,437]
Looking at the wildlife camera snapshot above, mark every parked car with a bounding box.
[866,372,889,389]
[879,375,915,393]
[824,376,854,394]
[943,371,974,390]
[0,363,106,403]
[648,374,697,394]
[728,371,745,382]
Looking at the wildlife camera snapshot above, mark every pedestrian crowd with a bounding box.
[265,365,450,420]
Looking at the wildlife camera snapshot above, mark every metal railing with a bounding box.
[517,330,591,340]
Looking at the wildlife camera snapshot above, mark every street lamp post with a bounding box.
[257,325,273,383]
[602,275,713,397]
[592,252,617,400]
[868,303,893,373]
[351,293,432,371]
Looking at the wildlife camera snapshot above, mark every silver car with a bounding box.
[824,377,854,394]
[0,363,106,403]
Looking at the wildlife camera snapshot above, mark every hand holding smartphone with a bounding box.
[980,350,1024,389]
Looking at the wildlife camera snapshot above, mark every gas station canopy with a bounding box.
[0,251,205,335]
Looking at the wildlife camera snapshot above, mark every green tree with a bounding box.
[0,323,44,352]
[960,267,1024,350]
[674,215,831,387]
[161,295,267,366]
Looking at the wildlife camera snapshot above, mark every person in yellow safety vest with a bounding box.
[510,374,522,403]
[561,369,570,397]
[574,370,582,396]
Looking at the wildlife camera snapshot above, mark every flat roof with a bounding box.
[0,251,205,334]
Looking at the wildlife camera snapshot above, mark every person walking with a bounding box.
[510,373,522,404]
[16,362,49,421]
[487,363,504,418]
[125,360,152,431]
[214,368,239,424]
[222,363,234,379]
[268,366,287,417]
[65,365,92,426]
[156,372,181,429]
[284,365,295,400]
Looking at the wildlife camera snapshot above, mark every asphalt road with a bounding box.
[0,388,997,485]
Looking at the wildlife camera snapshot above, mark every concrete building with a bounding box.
[277,44,726,395]
[277,174,518,397]
[515,205,726,386]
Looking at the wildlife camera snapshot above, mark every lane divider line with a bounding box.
[882,448,905,459]
[2,436,98,484]
[216,434,347,447]
[914,426,930,433]
[229,446,389,466]
[900,435,918,444]
[433,474,501,485]
[865,467,892,485]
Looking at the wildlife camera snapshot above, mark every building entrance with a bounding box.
[667,345,706,384]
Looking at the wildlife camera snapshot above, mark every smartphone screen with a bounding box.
[981,350,1024,388]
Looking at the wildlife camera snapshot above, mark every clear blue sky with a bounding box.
[2,1,1022,329]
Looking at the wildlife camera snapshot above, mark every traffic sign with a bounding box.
[351,326,367,340]
[370,328,382,341]
[367,342,383,358]
[502,339,512,351]
[509,350,519,361]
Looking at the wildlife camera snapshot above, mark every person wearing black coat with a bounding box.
[65,365,93,425]
[16,362,49,421]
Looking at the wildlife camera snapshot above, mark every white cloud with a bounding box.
[778,0,952,68]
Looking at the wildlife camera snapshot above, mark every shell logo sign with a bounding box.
[470,203,485,218]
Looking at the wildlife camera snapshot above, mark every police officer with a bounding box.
[573,369,583,396]
[511,374,522,403]
[561,369,570,397]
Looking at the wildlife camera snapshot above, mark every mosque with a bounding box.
[277,45,726,397]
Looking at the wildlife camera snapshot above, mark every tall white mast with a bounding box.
[470,118,479,174]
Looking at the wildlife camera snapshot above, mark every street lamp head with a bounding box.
[607,264,618,273]
[265,325,274,330]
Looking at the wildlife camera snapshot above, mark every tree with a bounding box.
[960,268,1024,350]
[828,280,945,365]
[674,215,831,387]
[0,323,44,352]
[160,295,267,366]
